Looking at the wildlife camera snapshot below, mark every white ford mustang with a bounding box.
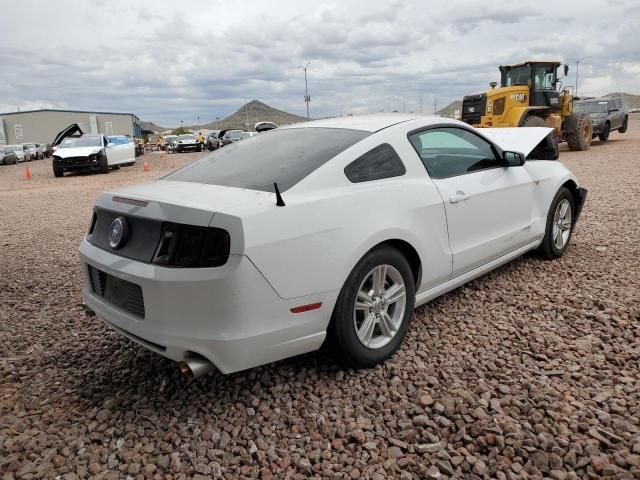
[80,114,586,377]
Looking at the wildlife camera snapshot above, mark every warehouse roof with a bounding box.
[0,108,139,119]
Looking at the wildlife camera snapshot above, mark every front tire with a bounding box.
[537,187,575,259]
[53,166,63,177]
[99,154,109,174]
[522,115,547,128]
[327,247,415,368]
[566,113,592,151]
[598,122,610,141]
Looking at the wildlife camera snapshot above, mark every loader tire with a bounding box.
[522,115,547,128]
[566,113,592,151]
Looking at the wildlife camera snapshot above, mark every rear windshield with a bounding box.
[574,102,608,113]
[164,127,370,191]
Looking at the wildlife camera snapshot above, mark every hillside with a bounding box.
[140,121,166,133]
[437,100,463,118]
[184,100,307,131]
[603,92,640,109]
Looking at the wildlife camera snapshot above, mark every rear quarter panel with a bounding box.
[241,182,451,300]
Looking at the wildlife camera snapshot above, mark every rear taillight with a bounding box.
[152,224,230,268]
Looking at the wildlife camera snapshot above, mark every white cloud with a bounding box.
[0,0,637,125]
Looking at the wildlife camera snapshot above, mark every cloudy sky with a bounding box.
[1,0,638,126]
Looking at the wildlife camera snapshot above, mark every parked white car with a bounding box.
[80,114,586,377]
[22,143,40,160]
[174,134,203,152]
[51,124,135,177]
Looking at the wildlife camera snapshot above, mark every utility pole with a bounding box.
[245,100,249,128]
[568,56,591,97]
[299,62,311,119]
[197,115,199,127]
[433,97,437,115]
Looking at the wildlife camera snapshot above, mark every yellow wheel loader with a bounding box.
[461,61,592,151]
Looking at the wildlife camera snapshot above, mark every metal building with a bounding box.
[0,109,142,146]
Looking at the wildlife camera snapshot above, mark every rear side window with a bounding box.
[165,128,370,192]
[344,143,405,183]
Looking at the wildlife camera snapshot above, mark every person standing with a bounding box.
[196,131,205,151]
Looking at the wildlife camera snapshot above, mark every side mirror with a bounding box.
[564,65,569,76]
[503,151,525,166]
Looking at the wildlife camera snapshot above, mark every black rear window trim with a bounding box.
[163,127,372,192]
[344,143,406,183]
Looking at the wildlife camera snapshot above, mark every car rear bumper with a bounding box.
[79,239,336,373]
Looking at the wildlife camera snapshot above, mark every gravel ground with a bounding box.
[1,122,639,480]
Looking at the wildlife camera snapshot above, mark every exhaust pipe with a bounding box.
[179,357,214,379]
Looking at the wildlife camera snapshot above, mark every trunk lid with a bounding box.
[96,180,276,226]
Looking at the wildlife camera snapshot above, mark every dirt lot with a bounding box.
[1,122,639,480]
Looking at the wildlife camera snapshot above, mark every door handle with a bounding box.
[450,191,470,203]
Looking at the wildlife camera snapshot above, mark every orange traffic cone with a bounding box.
[143,162,150,172]
[24,166,32,180]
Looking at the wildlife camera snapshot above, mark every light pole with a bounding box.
[299,62,311,119]
[180,120,183,130]
[197,115,200,127]
[568,56,591,97]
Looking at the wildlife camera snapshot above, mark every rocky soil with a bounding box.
[1,122,639,479]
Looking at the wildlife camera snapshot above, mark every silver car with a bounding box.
[5,144,29,162]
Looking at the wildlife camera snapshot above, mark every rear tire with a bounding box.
[537,187,575,259]
[618,116,628,133]
[53,166,63,177]
[598,122,610,141]
[566,113,592,151]
[327,247,415,368]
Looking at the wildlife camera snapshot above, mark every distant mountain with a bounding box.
[140,121,166,133]
[184,100,307,131]
[437,100,463,118]
[603,92,640,109]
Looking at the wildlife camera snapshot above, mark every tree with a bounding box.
[171,127,190,135]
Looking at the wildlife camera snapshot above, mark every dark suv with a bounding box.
[574,97,629,141]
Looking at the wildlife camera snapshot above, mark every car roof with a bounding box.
[282,113,444,133]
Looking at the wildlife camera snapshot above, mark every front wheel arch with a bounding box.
[560,179,581,222]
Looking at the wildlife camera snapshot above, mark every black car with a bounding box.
[574,97,629,141]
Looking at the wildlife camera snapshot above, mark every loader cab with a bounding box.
[499,61,562,112]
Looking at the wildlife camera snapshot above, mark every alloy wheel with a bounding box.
[353,264,407,349]
[552,199,572,250]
